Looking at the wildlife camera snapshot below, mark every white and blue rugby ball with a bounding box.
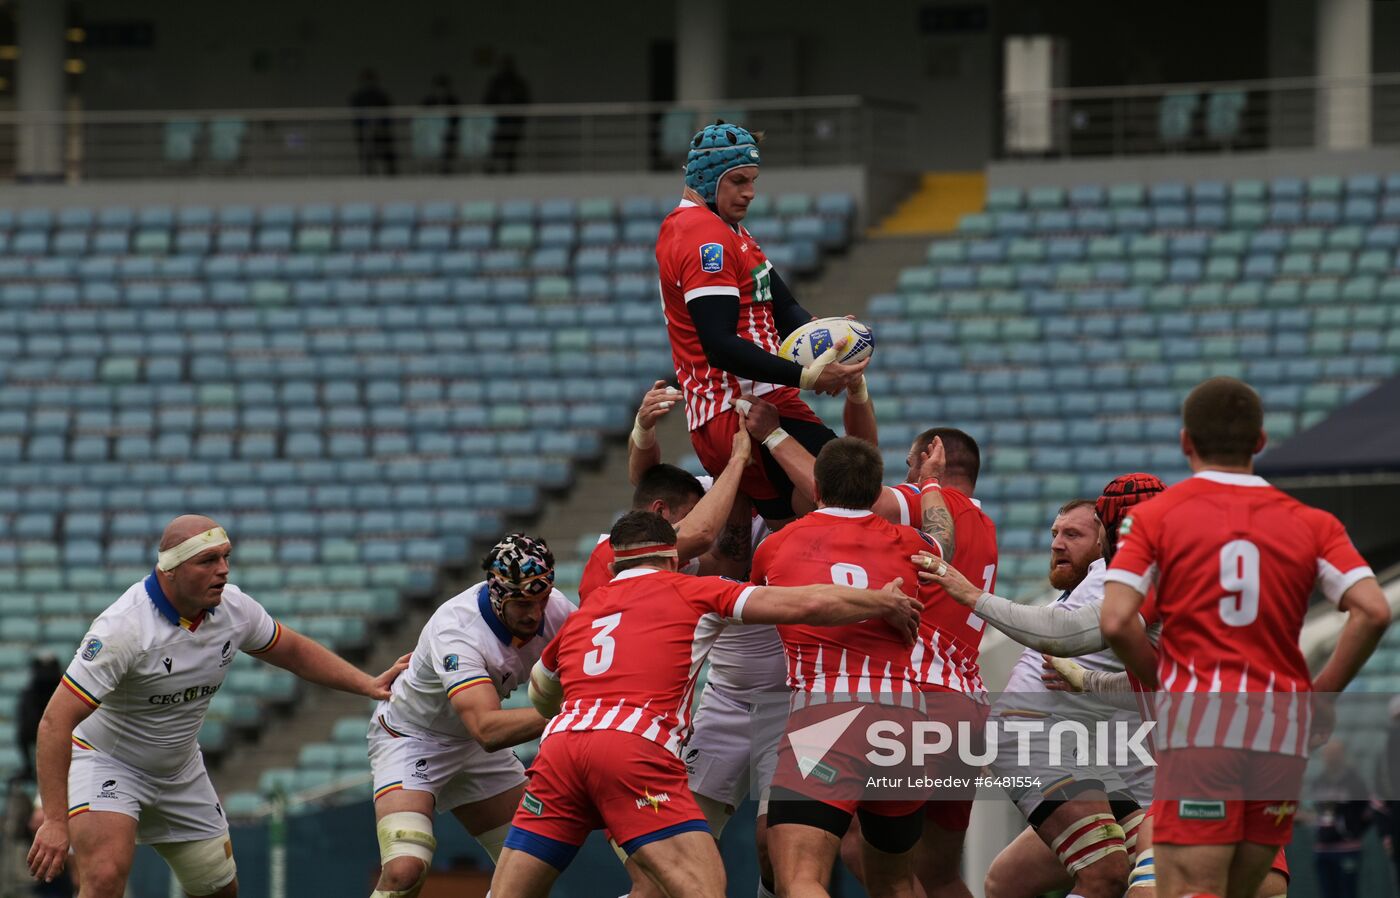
[777,317,875,367]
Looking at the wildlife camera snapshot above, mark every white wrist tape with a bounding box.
[763,428,790,450]
[798,344,840,390]
[1049,656,1087,692]
[157,527,230,571]
[630,414,656,449]
[847,376,869,404]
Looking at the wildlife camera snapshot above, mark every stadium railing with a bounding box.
[1001,72,1400,159]
[0,95,917,182]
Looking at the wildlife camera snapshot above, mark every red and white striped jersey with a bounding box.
[1107,471,1374,756]
[884,483,999,697]
[750,507,979,699]
[537,568,754,756]
[656,199,789,430]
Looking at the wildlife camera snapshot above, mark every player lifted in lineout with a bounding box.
[655,120,869,526]
[365,534,573,898]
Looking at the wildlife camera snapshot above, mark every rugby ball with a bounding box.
[777,317,875,367]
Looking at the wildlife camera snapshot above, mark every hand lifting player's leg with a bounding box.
[66,810,138,898]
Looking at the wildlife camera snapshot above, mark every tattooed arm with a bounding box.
[917,437,955,558]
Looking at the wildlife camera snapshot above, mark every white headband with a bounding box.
[157,527,230,571]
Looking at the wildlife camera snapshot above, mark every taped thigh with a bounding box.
[1048,813,1125,877]
[377,811,437,865]
[152,834,237,896]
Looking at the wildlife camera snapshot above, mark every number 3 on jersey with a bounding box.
[583,613,622,676]
[1218,540,1260,627]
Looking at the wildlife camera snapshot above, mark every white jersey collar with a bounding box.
[815,507,873,518]
[1193,470,1270,488]
[611,567,663,582]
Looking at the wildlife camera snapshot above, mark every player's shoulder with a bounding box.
[946,486,995,526]
[666,203,737,242]
[430,582,494,636]
[90,583,149,632]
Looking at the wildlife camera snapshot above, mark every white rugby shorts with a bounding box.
[368,718,526,814]
[68,742,229,844]
[684,688,783,810]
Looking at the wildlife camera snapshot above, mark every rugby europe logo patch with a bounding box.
[700,243,723,273]
[81,638,103,661]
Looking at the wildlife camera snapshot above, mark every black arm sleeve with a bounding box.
[689,295,804,387]
[769,269,815,337]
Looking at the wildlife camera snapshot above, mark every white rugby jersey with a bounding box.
[1003,560,1123,696]
[375,581,573,742]
[64,573,281,776]
[691,483,785,696]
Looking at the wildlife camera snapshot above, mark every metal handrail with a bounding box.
[1005,72,1400,101]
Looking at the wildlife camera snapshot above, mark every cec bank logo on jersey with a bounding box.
[699,243,724,273]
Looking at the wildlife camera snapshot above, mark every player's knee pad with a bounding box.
[1048,813,1125,877]
[1128,846,1155,891]
[152,834,238,896]
[473,823,510,864]
[1119,808,1145,861]
[377,811,437,866]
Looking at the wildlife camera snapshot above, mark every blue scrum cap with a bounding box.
[684,121,761,204]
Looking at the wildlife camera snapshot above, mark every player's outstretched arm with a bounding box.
[254,627,409,700]
[1313,576,1391,695]
[913,551,1111,656]
[28,688,96,883]
[675,430,750,564]
[450,682,549,752]
[628,380,679,487]
[738,394,817,506]
[1041,657,1140,709]
[741,578,923,645]
[1100,582,1157,688]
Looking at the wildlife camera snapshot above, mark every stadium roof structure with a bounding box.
[1258,375,1400,478]
[1258,374,1400,571]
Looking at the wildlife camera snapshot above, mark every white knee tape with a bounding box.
[474,823,510,864]
[1049,813,1125,877]
[153,834,237,896]
[1128,846,1155,889]
[377,811,437,865]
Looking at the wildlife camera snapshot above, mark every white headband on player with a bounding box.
[157,527,230,572]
